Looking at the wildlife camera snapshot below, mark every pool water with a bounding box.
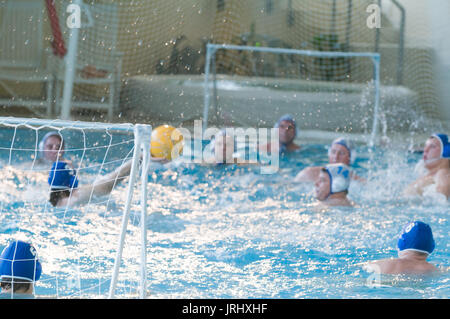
[0,129,448,299]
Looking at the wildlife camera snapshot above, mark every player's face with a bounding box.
[328,143,350,165]
[278,120,296,144]
[423,137,441,166]
[314,171,331,201]
[44,135,64,162]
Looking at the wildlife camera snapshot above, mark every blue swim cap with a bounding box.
[324,163,351,194]
[48,161,78,190]
[431,133,450,159]
[397,221,435,255]
[0,240,42,282]
[274,114,298,138]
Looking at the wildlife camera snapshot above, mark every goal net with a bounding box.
[0,117,151,298]
[202,43,382,144]
[1,0,447,134]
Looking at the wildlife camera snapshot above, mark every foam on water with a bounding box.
[0,138,448,298]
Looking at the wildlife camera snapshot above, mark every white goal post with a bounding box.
[203,43,381,146]
[0,116,151,299]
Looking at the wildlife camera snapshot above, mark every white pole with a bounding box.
[61,0,82,120]
[108,127,142,299]
[202,44,214,130]
[108,124,151,299]
[370,55,381,147]
[138,125,151,299]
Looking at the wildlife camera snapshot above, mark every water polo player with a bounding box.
[0,240,42,297]
[404,133,450,199]
[295,137,363,183]
[365,221,437,275]
[313,163,353,207]
[259,114,301,154]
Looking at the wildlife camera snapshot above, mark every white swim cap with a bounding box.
[431,133,450,159]
[38,131,65,157]
[324,163,351,194]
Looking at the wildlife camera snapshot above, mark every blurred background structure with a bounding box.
[0,0,448,136]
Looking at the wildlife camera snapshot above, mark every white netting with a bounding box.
[202,44,385,142]
[0,1,448,132]
[0,117,148,298]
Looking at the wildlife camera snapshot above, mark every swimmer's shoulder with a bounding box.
[366,258,406,275]
[367,258,438,275]
[295,166,321,182]
[287,143,301,152]
[435,167,450,181]
[433,168,450,198]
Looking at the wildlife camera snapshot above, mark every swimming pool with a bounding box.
[0,128,448,298]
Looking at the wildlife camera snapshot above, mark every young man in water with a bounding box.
[364,221,437,275]
[0,240,42,299]
[313,163,353,207]
[295,137,363,183]
[259,114,301,154]
[35,131,72,168]
[404,133,450,199]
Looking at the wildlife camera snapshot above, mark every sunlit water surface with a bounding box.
[0,131,448,298]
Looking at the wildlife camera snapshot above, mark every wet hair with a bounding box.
[49,188,71,207]
[0,277,32,294]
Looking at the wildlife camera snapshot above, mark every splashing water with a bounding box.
[0,138,448,298]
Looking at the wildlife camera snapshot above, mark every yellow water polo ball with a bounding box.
[150,125,183,160]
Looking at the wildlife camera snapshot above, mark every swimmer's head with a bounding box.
[397,221,435,256]
[328,137,356,165]
[39,131,65,163]
[314,163,351,200]
[274,114,298,145]
[0,240,42,284]
[431,133,450,158]
[423,134,450,167]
